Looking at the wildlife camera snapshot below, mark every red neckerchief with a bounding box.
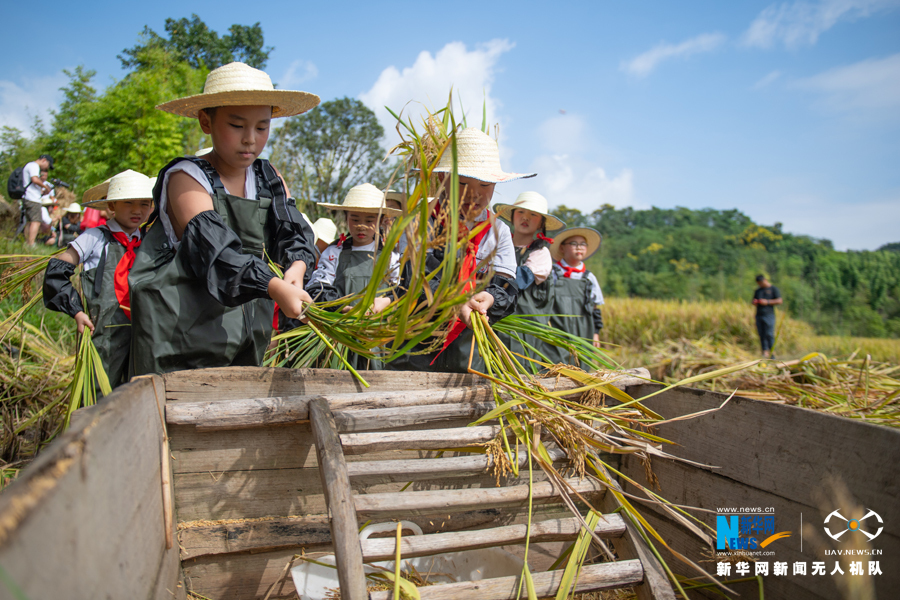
[109,230,141,319]
[557,260,586,278]
[431,211,494,363]
[536,232,554,244]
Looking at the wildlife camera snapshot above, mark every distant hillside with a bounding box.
[550,204,900,339]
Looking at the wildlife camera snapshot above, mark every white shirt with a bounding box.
[309,240,401,287]
[470,209,516,279]
[518,245,552,284]
[69,220,141,270]
[556,260,604,305]
[22,162,41,202]
[158,159,257,248]
[40,181,55,204]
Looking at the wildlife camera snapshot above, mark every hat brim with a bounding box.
[82,181,110,204]
[429,166,536,184]
[83,195,154,209]
[156,90,321,119]
[318,203,401,218]
[494,203,566,231]
[550,228,602,262]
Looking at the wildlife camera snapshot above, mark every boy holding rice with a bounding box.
[128,62,319,375]
[42,170,155,387]
[390,127,528,372]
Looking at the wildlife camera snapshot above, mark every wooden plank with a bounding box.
[309,398,367,600]
[367,560,644,600]
[0,375,183,600]
[178,504,573,560]
[163,367,478,402]
[346,448,569,483]
[600,479,676,600]
[354,477,604,518]
[360,515,626,562]
[333,402,495,432]
[166,386,494,430]
[172,467,547,522]
[627,384,900,529]
[341,425,502,455]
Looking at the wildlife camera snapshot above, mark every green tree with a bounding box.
[269,98,395,221]
[43,66,97,190]
[119,15,272,71]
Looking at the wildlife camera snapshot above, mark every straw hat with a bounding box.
[384,189,405,211]
[82,178,111,203]
[431,128,535,183]
[65,202,83,214]
[195,147,213,157]
[312,218,338,245]
[156,62,320,119]
[83,170,154,208]
[318,183,401,217]
[550,227,602,262]
[494,192,565,232]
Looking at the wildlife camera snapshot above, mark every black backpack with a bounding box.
[7,167,28,200]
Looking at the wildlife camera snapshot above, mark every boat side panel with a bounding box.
[0,376,185,600]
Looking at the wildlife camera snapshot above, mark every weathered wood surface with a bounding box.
[341,425,503,455]
[309,398,367,600]
[346,447,569,483]
[0,375,184,600]
[354,477,604,518]
[164,367,651,428]
[173,467,548,522]
[622,384,900,600]
[334,401,495,432]
[367,559,644,600]
[164,367,478,402]
[360,515,626,561]
[178,505,573,560]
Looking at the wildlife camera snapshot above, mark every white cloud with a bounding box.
[742,0,900,49]
[793,53,900,113]
[0,73,67,134]
[278,59,318,88]
[621,33,727,78]
[360,39,514,141]
[753,70,783,89]
[499,114,637,214]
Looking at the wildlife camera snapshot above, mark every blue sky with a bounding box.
[2,0,899,250]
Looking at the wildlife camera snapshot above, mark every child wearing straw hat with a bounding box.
[308,183,401,313]
[128,62,320,375]
[493,191,565,360]
[42,170,155,387]
[58,202,84,247]
[544,227,605,364]
[390,127,531,373]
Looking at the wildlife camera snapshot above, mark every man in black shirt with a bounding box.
[752,275,782,358]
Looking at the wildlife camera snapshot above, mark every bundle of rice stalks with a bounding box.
[642,338,900,427]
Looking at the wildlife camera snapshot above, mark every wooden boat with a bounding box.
[0,367,897,600]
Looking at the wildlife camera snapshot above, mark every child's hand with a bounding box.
[74,311,95,334]
[370,296,391,315]
[268,279,312,321]
[592,332,601,348]
[282,261,307,289]
[462,292,494,328]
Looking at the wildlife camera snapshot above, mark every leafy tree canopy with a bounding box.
[270,97,395,221]
[119,14,272,71]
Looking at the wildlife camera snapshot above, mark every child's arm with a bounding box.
[269,168,316,290]
[167,172,312,313]
[42,247,94,334]
[461,275,519,328]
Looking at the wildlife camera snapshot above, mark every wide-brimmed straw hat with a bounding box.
[550,227,602,262]
[65,202,83,214]
[383,189,405,211]
[83,170,154,208]
[494,192,565,232]
[156,62,320,119]
[82,178,111,203]
[313,218,338,244]
[431,128,536,183]
[318,183,401,217]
